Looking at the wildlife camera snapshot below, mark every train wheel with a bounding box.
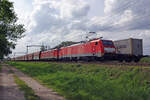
[125,58,132,62]
[119,59,123,62]
[134,58,140,62]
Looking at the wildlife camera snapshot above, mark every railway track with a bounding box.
[85,61,150,67]
[63,61,150,67]
[15,60,150,67]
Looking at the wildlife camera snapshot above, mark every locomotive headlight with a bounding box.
[104,48,115,53]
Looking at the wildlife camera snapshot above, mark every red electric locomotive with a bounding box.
[40,49,58,60]
[59,39,116,61]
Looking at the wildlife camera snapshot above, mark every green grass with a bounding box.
[140,57,150,63]
[9,62,150,100]
[14,75,40,100]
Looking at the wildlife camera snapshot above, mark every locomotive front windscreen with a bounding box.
[102,40,114,46]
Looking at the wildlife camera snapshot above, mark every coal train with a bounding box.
[12,38,143,62]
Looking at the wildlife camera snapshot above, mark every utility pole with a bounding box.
[26,46,29,55]
[26,45,46,55]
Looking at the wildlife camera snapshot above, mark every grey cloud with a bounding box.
[29,0,90,35]
[71,4,90,19]
[86,0,150,32]
[30,3,61,34]
[106,0,150,31]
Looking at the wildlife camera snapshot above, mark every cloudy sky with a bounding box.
[9,0,150,56]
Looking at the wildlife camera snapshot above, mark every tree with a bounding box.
[0,0,25,59]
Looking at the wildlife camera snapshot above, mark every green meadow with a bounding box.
[8,62,150,100]
[140,57,150,63]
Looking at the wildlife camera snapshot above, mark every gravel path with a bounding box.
[0,64,25,100]
[9,66,66,100]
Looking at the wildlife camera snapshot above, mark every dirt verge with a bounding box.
[0,64,25,100]
[9,65,66,100]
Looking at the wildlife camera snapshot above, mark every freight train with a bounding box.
[12,38,143,62]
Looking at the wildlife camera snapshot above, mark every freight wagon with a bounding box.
[33,51,41,60]
[114,38,143,62]
[15,56,25,61]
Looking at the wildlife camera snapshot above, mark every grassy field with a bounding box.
[140,57,150,63]
[8,62,150,100]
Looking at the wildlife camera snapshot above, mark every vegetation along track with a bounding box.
[84,61,150,67]
[7,61,150,100]
[19,60,150,67]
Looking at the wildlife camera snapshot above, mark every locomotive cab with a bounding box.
[99,40,116,60]
[101,40,116,54]
[90,39,116,60]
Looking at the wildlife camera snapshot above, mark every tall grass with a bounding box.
[8,62,150,100]
[140,57,150,63]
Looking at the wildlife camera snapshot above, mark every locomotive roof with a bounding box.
[60,39,102,48]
